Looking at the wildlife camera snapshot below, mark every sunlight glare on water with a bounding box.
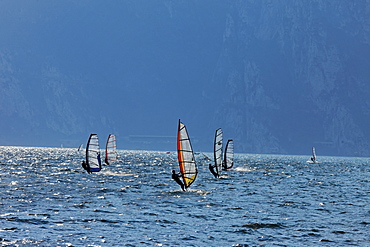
[0,147,369,246]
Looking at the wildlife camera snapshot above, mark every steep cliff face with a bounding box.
[214,0,370,156]
[0,53,30,120]
[0,52,34,144]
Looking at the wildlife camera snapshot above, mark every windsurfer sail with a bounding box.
[174,120,198,190]
[83,134,102,173]
[311,147,317,163]
[105,134,117,165]
[210,128,223,178]
[223,139,234,170]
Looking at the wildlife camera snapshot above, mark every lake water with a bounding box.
[0,146,369,246]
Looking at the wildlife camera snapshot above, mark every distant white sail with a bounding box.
[311,147,317,163]
[214,128,223,176]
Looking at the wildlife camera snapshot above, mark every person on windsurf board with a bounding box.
[209,164,219,178]
[172,170,185,191]
[81,160,91,174]
[311,147,317,163]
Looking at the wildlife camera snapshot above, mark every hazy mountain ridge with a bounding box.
[0,1,369,156]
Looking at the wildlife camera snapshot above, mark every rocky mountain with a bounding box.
[210,0,370,156]
[0,1,369,156]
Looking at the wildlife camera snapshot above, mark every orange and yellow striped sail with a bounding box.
[177,120,197,189]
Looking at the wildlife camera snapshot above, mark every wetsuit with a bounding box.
[209,164,219,178]
[222,161,227,170]
[172,171,185,191]
[82,161,91,174]
[82,161,87,171]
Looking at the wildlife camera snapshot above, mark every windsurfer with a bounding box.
[222,161,227,171]
[209,164,219,178]
[82,160,91,174]
[172,170,185,191]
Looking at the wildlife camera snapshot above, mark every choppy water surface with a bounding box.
[0,146,369,246]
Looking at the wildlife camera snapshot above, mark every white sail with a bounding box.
[214,128,223,176]
[223,139,234,169]
[105,134,117,165]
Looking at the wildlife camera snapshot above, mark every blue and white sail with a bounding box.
[86,134,102,172]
